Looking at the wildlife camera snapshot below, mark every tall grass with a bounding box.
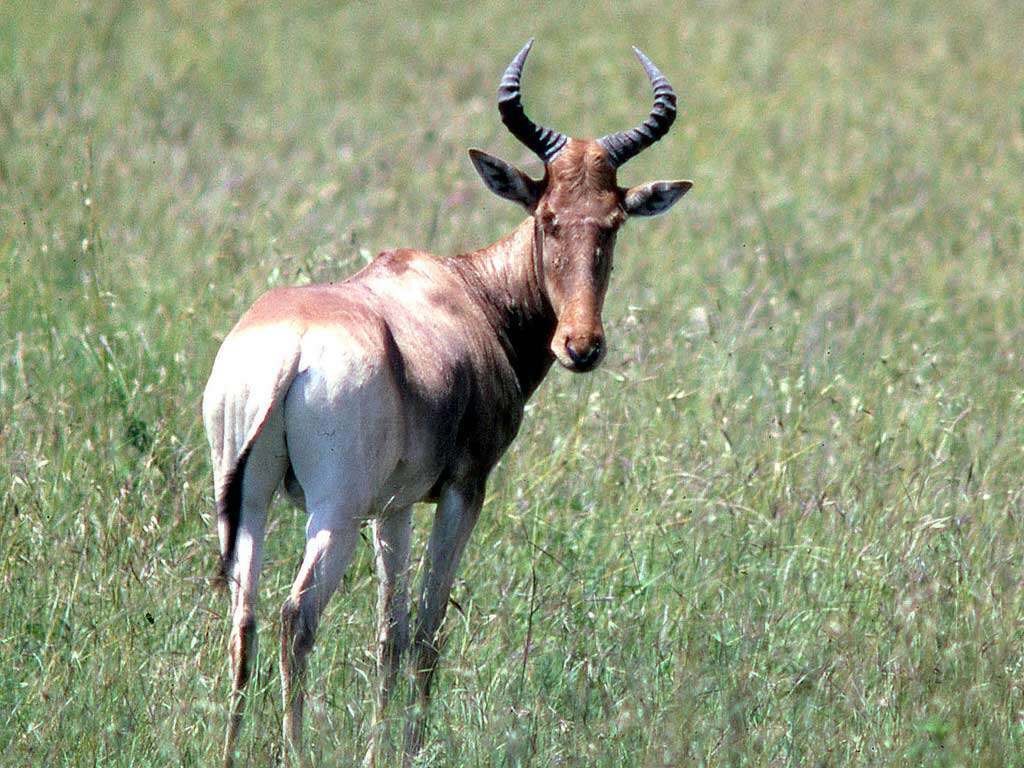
[2,1,1023,765]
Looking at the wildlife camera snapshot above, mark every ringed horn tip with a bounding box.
[597,46,678,168]
[497,38,568,164]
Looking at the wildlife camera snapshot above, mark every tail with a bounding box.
[215,445,252,588]
[203,326,302,586]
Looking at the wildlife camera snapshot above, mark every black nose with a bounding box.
[566,338,603,368]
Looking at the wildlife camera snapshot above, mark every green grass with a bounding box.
[2,0,1024,765]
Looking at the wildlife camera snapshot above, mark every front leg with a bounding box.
[403,483,484,765]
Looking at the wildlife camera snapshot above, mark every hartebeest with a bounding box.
[203,39,691,766]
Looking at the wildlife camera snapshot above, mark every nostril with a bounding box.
[566,338,602,367]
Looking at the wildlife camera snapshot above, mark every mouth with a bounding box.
[553,342,605,373]
[559,358,599,373]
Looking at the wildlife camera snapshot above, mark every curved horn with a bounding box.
[597,47,677,168]
[497,39,568,163]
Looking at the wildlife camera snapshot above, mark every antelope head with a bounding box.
[470,39,692,373]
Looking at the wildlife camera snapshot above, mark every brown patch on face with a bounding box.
[535,140,626,372]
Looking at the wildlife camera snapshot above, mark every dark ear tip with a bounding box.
[672,180,694,200]
[467,148,489,170]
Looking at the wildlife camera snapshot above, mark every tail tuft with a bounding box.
[216,445,252,588]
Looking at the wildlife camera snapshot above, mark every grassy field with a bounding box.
[3,1,1024,765]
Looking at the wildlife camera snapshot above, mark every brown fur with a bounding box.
[227,217,551,492]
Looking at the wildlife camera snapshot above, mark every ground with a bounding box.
[2,1,1024,765]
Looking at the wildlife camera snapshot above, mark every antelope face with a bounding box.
[470,39,693,373]
[534,142,622,372]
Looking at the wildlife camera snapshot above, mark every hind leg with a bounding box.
[365,507,413,767]
[221,420,289,768]
[279,360,402,761]
[280,511,361,764]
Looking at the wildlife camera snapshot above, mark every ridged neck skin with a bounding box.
[446,219,557,400]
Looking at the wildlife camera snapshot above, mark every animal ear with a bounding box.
[468,149,542,210]
[623,180,693,217]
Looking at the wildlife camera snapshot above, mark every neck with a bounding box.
[448,218,557,399]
